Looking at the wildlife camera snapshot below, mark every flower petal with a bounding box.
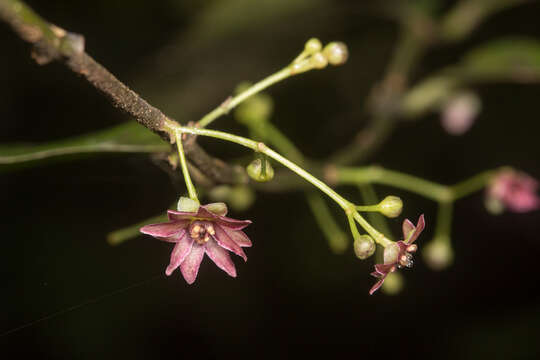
[165,233,193,276]
[197,207,252,230]
[180,243,205,284]
[213,225,247,261]
[369,277,386,295]
[140,220,189,239]
[205,239,237,278]
[221,226,252,247]
[402,214,425,244]
[167,210,197,222]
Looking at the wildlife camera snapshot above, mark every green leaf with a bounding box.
[459,37,540,82]
[0,122,169,171]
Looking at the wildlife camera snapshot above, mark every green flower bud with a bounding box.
[205,202,228,216]
[378,195,403,218]
[381,272,404,295]
[177,197,200,212]
[383,242,400,264]
[304,38,322,54]
[423,238,454,270]
[322,42,348,66]
[228,185,256,211]
[353,235,375,260]
[247,158,274,182]
[311,52,328,69]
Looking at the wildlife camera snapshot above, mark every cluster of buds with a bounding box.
[290,38,348,75]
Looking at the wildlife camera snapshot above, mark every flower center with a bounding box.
[189,221,215,245]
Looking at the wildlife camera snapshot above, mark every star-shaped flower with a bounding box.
[140,202,252,284]
[369,214,425,295]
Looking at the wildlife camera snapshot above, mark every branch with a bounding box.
[0,0,241,184]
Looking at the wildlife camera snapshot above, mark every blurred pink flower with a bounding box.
[370,214,425,295]
[140,203,252,284]
[441,92,481,135]
[487,169,540,213]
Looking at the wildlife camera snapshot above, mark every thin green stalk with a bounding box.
[173,125,392,245]
[450,170,495,199]
[107,213,168,246]
[356,205,380,212]
[434,201,453,241]
[306,192,348,253]
[352,212,392,247]
[175,131,198,202]
[358,184,393,240]
[337,166,452,202]
[197,67,292,128]
[177,126,351,210]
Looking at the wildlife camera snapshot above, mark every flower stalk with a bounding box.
[175,130,199,203]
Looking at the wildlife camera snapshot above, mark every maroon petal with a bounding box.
[374,263,395,275]
[402,219,415,240]
[213,225,247,261]
[402,214,425,244]
[196,207,252,230]
[140,220,189,238]
[369,277,386,295]
[221,226,252,248]
[165,233,194,276]
[205,239,237,278]
[180,243,205,284]
[167,210,197,222]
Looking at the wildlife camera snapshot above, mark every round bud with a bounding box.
[353,235,375,260]
[228,185,256,211]
[177,196,200,212]
[383,242,400,265]
[378,196,403,218]
[247,158,274,182]
[311,52,328,69]
[304,38,322,54]
[205,202,228,216]
[422,239,454,270]
[322,42,348,66]
[381,272,404,295]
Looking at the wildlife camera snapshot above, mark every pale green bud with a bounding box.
[247,158,274,182]
[311,52,328,69]
[322,42,348,66]
[423,238,454,270]
[383,242,400,264]
[205,202,228,216]
[381,272,404,295]
[177,197,200,212]
[304,38,322,54]
[353,235,375,260]
[378,196,403,218]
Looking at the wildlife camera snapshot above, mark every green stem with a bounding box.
[450,170,495,199]
[169,125,391,245]
[176,126,351,210]
[107,213,168,246]
[337,166,452,202]
[358,185,393,239]
[356,205,380,212]
[174,131,198,202]
[306,192,348,253]
[434,201,453,241]
[197,67,292,128]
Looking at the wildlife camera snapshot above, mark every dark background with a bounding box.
[1,0,540,358]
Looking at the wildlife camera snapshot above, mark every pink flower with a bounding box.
[487,169,540,213]
[369,214,425,295]
[140,203,252,284]
[440,92,481,135]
